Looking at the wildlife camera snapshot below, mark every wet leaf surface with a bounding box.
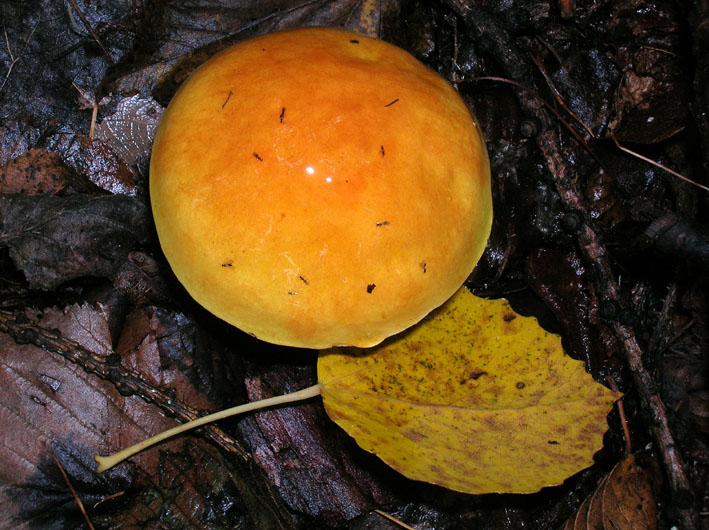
[0,194,151,290]
[0,302,293,529]
[605,0,688,143]
[525,249,621,373]
[236,363,397,528]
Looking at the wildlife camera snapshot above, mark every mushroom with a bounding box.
[150,27,492,349]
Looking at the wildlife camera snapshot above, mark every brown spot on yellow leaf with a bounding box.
[459,370,487,385]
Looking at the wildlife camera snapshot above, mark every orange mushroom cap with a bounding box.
[150,27,492,349]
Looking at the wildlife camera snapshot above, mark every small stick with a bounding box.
[608,377,632,454]
[374,509,417,530]
[0,310,250,462]
[67,0,114,64]
[89,101,98,140]
[611,134,709,193]
[470,76,602,166]
[532,54,596,138]
[51,449,96,530]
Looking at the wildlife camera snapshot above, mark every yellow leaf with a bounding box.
[318,288,621,494]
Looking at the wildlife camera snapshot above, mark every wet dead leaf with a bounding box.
[560,452,661,529]
[318,288,621,494]
[0,148,99,195]
[0,302,251,528]
[52,137,140,196]
[110,251,173,305]
[0,194,151,290]
[94,95,164,169]
[607,0,687,143]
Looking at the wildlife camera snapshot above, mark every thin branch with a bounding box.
[67,0,114,65]
[0,309,249,461]
[540,126,697,526]
[611,134,709,193]
[89,101,98,139]
[374,509,417,530]
[0,16,40,95]
[608,377,632,454]
[51,449,96,530]
[0,309,301,529]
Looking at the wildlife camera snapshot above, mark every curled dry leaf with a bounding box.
[318,287,621,494]
[560,452,662,530]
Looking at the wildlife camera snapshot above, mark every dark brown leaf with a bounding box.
[526,249,621,371]
[111,251,173,305]
[606,0,687,143]
[0,302,283,529]
[0,194,151,290]
[113,0,402,100]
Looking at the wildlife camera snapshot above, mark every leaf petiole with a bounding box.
[95,383,322,472]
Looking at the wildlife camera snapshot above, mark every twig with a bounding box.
[374,509,417,530]
[0,16,40,94]
[51,449,96,530]
[67,0,114,65]
[0,308,300,528]
[0,309,249,461]
[542,126,697,528]
[611,134,709,193]
[608,377,632,454]
[92,490,125,510]
[89,101,98,139]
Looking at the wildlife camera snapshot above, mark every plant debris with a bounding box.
[0,1,707,528]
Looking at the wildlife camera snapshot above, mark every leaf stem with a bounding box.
[95,383,322,472]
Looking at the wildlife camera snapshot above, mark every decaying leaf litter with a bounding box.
[1,1,707,529]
